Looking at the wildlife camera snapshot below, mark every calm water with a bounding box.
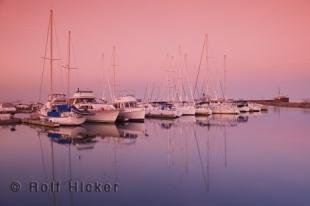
[1,107,310,206]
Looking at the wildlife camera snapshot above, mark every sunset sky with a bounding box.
[0,0,309,102]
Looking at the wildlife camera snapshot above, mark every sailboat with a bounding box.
[110,46,145,122]
[38,10,85,126]
[61,32,119,123]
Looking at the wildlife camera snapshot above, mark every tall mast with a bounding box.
[67,30,71,96]
[64,30,78,96]
[50,10,54,94]
[204,34,209,97]
[112,46,119,98]
[112,46,116,97]
[223,54,227,100]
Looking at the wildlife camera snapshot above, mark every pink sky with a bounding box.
[0,0,309,101]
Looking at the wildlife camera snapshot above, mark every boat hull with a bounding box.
[48,116,86,126]
[147,109,178,119]
[117,108,145,122]
[177,105,195,116]
[85,110,119,123]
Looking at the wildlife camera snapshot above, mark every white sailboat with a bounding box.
[195,103,213,115]
[38,10,85,126]
[39,94,86,126]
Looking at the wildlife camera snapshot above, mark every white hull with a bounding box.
[177,105,195,116]
[195,104,212,116]
[48,115,86,126]
[85,110,119,123]
[248,103,261,112]
[118,108,145,121]
[211,103,240,114]
[239,106,250,113]
[195,107,212,115]
[0,107,16,113]
[148,109,178,119]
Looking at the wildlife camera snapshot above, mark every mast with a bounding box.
[67,30,71,96]
[193,33,207,99]
[50,10,54,94]
[223,54,227,100]
[64,30,78,97]
[204,34,209,97]
[112,46,118,98]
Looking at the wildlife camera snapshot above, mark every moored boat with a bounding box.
[39,94,86,126]
[69,90,119,123]
[114,95,145,122]
[0,103,16,114]
[211,102,240,114]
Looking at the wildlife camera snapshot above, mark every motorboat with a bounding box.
[236,101,250,113]
[146,102,181,119]
[211,102,240,114]
[0,103,16,114]
[69,90,119,123]
[114,95,145,122]
[248,103,261,112]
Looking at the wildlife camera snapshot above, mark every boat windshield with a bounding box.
[125,101,137,108]
[74,98,97,104]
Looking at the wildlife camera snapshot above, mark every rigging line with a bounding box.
[193,127,208,192]
[193,35,206,98]
[183,53,195,102]
[38,16,51,102]
[37,132,48,182]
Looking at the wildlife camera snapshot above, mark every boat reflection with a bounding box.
[37,122,146,147]
[196,114,240,127]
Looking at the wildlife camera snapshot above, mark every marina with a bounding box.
[1,1,309,206]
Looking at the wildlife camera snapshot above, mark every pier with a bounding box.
[21,118,60,127]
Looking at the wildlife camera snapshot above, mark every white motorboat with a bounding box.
[39,94,86,126]
[248,103,261,112]
[195,103,213,115]
[70,90,119,123]
[211,102,240,114]
[237,101,250,113]
[0,113,12,120]
[260,104,268,111]
[114,95,145,122]
[0,103,16,114]
[147,103,179,119]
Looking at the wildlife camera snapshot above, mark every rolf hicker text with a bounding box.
[29,180,119,193]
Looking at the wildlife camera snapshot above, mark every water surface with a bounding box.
[0,107,309,206]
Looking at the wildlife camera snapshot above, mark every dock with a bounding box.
[0,118,21,125]
[22,118,60,127]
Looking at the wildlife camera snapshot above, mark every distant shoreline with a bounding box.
[250,100,310,109]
